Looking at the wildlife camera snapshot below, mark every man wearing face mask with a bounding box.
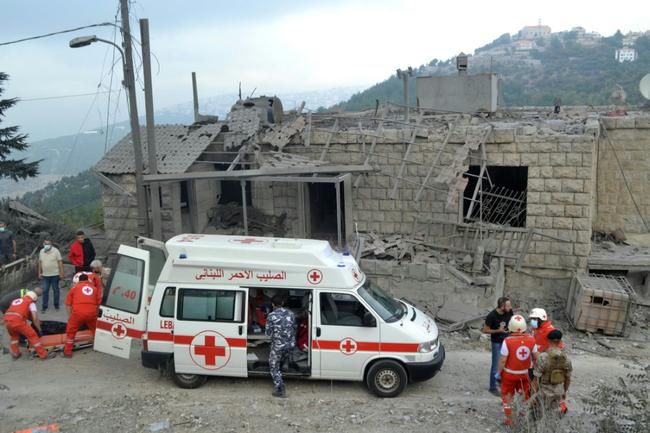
[68,230,96,273]
[529,308,564,353]
[38,239,65,313]
[0,221,17,266]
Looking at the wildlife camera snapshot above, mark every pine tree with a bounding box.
[0,72,40,180]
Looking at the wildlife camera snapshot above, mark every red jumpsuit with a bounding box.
[73,271,103,292]
[3,295,48,359]
[501,333,537,425]
[532,320,564,353]
[64,282,101,356]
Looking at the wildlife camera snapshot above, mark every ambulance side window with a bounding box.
[159,287,176,318]
[320,293,371,327]
[103,254,145,314]
[177,289,244,323]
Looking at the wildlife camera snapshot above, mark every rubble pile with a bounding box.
[207,202,287,237]
[359,232,485,274]
[0,200,74,257]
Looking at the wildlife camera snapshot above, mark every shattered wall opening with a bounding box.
[309,183,345,242]
[463,165,528,227]
[219,180,252,206]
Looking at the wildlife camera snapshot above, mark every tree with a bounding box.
[0,72,40,180]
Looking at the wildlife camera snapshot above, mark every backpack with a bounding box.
[547,348,568,385]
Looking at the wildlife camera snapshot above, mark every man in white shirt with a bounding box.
[38,239,64,313]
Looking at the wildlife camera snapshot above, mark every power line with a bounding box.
[18,90,119,102]
[0,23,114,47]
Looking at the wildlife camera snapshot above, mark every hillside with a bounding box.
[335,30,650,111]
[20,169,102,228]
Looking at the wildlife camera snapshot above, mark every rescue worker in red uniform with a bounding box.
[3,290,54,360]
[72,260,104,293]
[64,274,101,357]
[529,308,564,353]
[497,314,538,426]
[529,307,567,414]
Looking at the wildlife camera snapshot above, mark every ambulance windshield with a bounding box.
[358,281,405,323]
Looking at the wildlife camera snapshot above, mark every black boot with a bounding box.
[272,386,286,398]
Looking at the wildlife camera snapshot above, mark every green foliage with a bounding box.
[334,31,650,111]
[476,33,511,53]
[0,72,41,180]
[21,169,102,228]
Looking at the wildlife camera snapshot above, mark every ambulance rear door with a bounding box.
[136,237,167,296]
[94,245,150,359]
[172,285,248,377]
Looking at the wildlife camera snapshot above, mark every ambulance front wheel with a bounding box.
[366,360,407,398]
[169,359,207,389]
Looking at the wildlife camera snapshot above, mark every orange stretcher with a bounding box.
[24,320,94,353]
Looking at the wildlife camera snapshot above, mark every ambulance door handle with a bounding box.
[316,327,321,337]
[238,325,243,335]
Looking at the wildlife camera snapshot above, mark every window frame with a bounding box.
[101,254,145,315]
[319,291,375,328]
[159,286,176,318]
[176,288,245,323]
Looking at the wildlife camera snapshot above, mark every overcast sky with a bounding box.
[1,0,649,140]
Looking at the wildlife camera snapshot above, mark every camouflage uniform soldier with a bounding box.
[265,295,296,397]
[533,329,572,417]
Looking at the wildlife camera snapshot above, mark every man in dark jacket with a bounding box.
[68,230,96,272]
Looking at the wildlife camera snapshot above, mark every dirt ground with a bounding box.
[1,286,649,433]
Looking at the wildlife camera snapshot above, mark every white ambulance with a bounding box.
[93,234,444,397]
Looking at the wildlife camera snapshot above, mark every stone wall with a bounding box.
[272,121,599,273]
[594,115,650,234]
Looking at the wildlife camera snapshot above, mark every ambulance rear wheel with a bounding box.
[169,359,207,389]
[366,360,407,398]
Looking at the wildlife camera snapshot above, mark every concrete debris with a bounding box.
[262,116,305,150]
[0,201,74,257]
[256,150,328,169]
[225,109,261,150]
[208,203,287,237]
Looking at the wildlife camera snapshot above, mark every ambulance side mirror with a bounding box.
[363,312,376,327]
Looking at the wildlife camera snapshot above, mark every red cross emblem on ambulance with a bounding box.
[230,238,265,245]
[189,331,231,370]
[111,322,127,340]
[307,269,323,285]
[515,345,531,361]
[339,338,358,355]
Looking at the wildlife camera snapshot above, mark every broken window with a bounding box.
[462,166,528,227]
[309,183,345,242]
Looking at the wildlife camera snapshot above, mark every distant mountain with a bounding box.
[334,29,650,111]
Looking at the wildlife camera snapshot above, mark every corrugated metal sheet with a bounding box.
[94,123,222,174]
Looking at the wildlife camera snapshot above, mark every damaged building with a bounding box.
[94,84,650,324]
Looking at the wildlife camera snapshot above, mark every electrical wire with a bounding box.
[18,90,119,102]
[103,5,120,154]
[0,22,114,47]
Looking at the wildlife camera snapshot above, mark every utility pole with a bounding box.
[396,67,413,121]
[140,18,162,240]
[120,0,149,236]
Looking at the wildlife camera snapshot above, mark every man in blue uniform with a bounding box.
[265,295,296,397]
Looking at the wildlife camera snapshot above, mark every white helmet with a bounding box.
[508,314,527,333]
[529,308,548,321]
[25,291,38,302]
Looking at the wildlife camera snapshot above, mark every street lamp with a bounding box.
[69,32,149,236]
[69,35,124,59]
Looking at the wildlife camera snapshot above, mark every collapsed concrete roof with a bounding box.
[95,123,223,174]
